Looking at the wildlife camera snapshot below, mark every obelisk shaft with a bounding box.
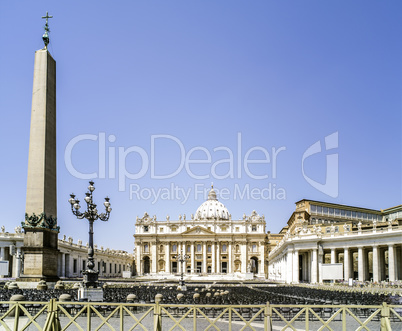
[25,49,57,219]
[22,49,59,281]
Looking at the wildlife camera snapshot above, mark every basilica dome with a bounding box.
[195,186,230,220]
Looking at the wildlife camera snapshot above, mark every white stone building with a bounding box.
[0,226,133,279]
[268,200,402,284]
[134,186,268,278]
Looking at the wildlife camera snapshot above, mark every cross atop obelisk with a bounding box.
[41,11,53,49]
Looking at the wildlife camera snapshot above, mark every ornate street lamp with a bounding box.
[174,248,189,288]
[68,181,111,288]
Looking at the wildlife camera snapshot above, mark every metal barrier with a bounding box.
[0,299,400,330]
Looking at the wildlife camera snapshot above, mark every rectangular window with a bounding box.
[328,208,334,216]
[317,206,322,214]
[323,207,328,214]
[143,226,148,232]
[187,246,191,253]
[252,225,257,232]
[207,245,211,253]
[235,227,239,232]
[109,264,112,273]
[310,204,317,213]
[73,259,77,273]
[160,227,164,233]
[98,262,101,272]
[82,260,86,271]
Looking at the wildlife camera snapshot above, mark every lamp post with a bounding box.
[174,248,189,289]
[68,181,111,288]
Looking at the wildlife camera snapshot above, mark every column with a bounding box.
[331,248,336,264]
[259,242,265,276]
[203,242,207,273]
[358,247,364,282]
[343,247,350,281]
[363,249,369,280]
[183,243,187,273]
[379,248,385,281]
[61,253,66,277]
[311,249,318,284]
[211,242,216,274]
[191,243,195,274]
[151,242,157,274]
[216,242,220,273]
[372,245,379,282]
[0,247,5,277]
[241,243,247,274]
[15,247,22,278]
[293,250,299,283]
[398,244,402,281]
[78,256,81,276]
[165,243,170,273]
[388,244,395,282]
[136,244,142,276]
[318,251,324,283]
[228,242,232,274]
[286,249,293,283]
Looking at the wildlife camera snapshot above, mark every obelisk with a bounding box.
[21,12,59,281]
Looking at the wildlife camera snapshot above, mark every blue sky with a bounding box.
[0,1,401,253]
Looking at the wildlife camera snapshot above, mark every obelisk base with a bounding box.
[20,228,59,281]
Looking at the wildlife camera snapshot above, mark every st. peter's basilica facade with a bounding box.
[134,186,268,278]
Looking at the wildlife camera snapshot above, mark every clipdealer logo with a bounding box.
[64,131,339,202]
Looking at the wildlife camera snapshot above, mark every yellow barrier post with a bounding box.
[13,302,20,331]
[380,302,391,331]
[154,294,163,331]
[43,298,61,331]
[264,301,272,331]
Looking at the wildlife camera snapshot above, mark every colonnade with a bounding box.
[269,243,402,283]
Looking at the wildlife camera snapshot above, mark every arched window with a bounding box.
[236,245,240,253]
[252,244,257,253]
[160,245,164,253]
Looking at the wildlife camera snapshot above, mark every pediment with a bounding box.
[182,226,215,236]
